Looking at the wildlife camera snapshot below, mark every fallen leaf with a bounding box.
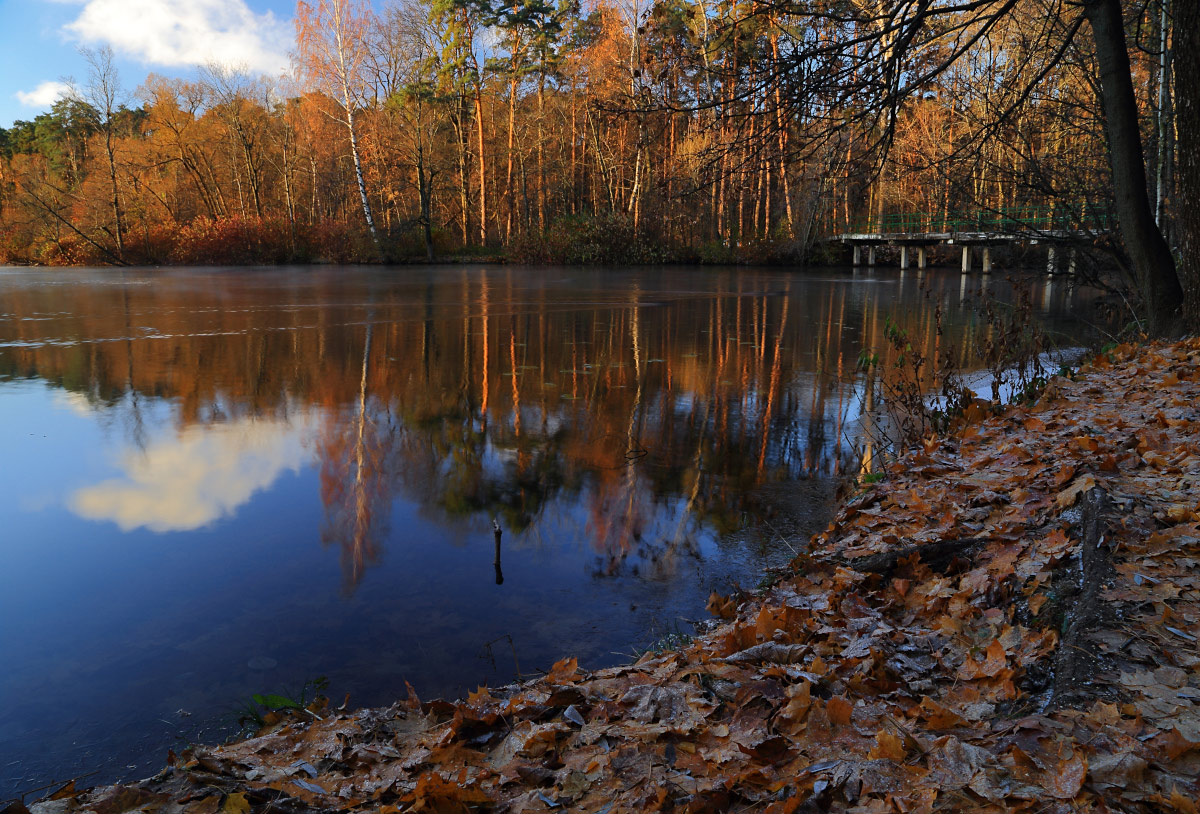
[919,698,966,730]
[1164,727,1200,760]
[1055,474,1097,510]
[1045,750,1087,800]
[1088,751,1146,789]
[547,657,579,684]
[866,729,907,761]
[707,592,738,619]
[722,641,807,665]
[826,696,853,727]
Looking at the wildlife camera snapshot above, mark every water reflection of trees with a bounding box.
[0,269,1089,589]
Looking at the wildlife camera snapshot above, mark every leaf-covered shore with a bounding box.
[11,339,1200,813]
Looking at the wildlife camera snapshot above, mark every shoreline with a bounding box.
[11,339,1200,813]
[0,250,1073,272]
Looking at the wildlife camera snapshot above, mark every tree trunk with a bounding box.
[771,29,794,236]
[455,97,471,245]
[344,104,381,257]
[416,104,434,262]
[1154,0,1172,229]
[506,69,518,241]
[105,129,124,260]
[1175,0,1200,327]
[1083,0,1182,332]
[474,89,488,245]
[537,74,546,232]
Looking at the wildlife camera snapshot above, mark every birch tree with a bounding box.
[296,0,383,255]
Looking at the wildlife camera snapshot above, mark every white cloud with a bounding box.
[53,390,99,418]
[64,0,292,76]
[16,80,71,108]
[71,417,307,532]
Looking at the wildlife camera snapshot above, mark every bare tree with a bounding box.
[74,46,128,261]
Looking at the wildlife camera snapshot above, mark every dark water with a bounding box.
[0,265,1096,795]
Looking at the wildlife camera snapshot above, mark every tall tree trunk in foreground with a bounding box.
[1083,0,1182,332]
[1175,0,1200,328]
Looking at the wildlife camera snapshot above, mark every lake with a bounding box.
[0,264,1097,795]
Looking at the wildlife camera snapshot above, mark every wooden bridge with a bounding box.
[826,205,1113,273]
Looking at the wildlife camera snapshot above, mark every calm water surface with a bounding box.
[0,264,1095,794]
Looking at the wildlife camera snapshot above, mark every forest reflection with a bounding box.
[0,267,1088,590]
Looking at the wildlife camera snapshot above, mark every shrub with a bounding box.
[167,216,297,265]
[696,239,737,265]
[509,213,669,265]
[385,225,457,260]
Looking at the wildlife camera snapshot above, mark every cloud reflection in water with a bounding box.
[70,418,307,532]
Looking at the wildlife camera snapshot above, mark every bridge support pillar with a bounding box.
[868,246,876,266]
[982,247,992,273]
[1068,249,1078,276]
[900,246,909,269]
[1047,247,1057,274]
[961,245,973,273]
[852,245,861,267]
[917,247,927,269]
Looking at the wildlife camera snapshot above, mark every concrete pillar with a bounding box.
[1047,247,1057,274]
[1068,249,1078,276]
[853,245,861,266]
[917,247,927,269]
[961,245,972,273]
[868,246,876,266]
[900,246,910,269]
[982,246,992,273]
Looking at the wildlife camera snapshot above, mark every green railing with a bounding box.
[838,204,1114,235]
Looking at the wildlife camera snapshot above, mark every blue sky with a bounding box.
[1,0,299,128]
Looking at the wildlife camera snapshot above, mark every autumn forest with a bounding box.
[0,0,1193,304]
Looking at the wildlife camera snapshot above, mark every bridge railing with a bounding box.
[838,204,1113,235]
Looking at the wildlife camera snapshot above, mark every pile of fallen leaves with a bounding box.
[11,340,1200,813]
